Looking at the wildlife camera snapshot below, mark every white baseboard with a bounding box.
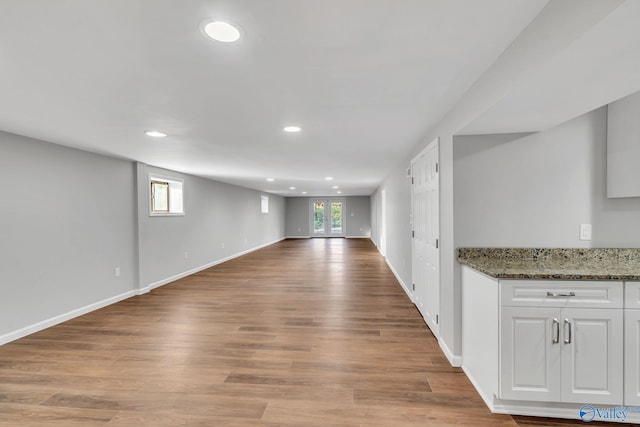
[491,399,640,424]
[0,289,138,346]
[144,237,286,291]
[462,365,495,410]
[385,258,414,303]
[346,235,371,239]
[439,337,463,367]
[285,236,310,239]
[1,237,286,346]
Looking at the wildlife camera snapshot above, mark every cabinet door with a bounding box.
[561,308,623,404]
[625,310,640,406]
[500,307,561,401]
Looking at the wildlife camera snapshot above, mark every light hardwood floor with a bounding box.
[0,238,610,426]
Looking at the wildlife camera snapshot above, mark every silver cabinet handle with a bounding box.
[552,318,560,344]
[547,291,576,297]
[564,319,572,344]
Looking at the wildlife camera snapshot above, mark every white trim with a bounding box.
[490,399,640,424]
[1,237,286,346]
[462,365,495,409]
[309,198,347,238]
[143,237,286,290]
[0,289,138,346]
[439,337,463,367]
[385,258,414,303]
[346,235,371,239]
[148,173,185,216]
[285,236,310,239]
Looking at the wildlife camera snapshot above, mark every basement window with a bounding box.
[150,175,184,216]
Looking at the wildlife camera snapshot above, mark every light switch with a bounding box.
[579,224,592,241]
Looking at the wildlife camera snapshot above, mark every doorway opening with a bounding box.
[310,199,346,237]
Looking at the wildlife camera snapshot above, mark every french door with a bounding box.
[310,199,345,237]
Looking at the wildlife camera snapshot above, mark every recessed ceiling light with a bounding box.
[144,130,167,138]
[325,177,333,181]
[332,185,339,189]
[283,126,301,133]
[289,186,296,190]
[266,178,275,182]
[203,21,240,43]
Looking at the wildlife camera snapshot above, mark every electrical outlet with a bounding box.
[114,267,121,277]
[221,242,225,249]
[579,224,592,241]
[184,251,188,259]
[298,228,301,232]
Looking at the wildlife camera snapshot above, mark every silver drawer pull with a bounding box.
[546,291,576,297]
[564,319,572,344]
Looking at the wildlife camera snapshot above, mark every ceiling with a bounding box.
[460,0,640,135]
[0,0,549,196]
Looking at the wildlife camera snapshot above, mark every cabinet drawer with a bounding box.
[625,282,640,309]
[500,280,623,308]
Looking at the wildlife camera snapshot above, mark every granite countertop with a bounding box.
[457,248,640,281]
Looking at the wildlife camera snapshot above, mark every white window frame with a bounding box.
[149,174,184,216]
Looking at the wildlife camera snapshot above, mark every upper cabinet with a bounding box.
[607,90,640,198]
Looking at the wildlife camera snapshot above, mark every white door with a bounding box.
[500,307,561,402]
[561,308,623,404]
[311,199,345,237]
[411,138,439,335]
[625,309,640,406]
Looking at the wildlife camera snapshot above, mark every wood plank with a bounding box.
[0,238,576,426]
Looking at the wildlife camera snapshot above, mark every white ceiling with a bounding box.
[460,0,640,135]
[0,0,550,196]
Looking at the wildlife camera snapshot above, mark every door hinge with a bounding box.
[411,177,414,185]
[412,230,415,238]
[412,283,415,291]
[435,162,439,173]
[436,314,439,324]
[435,238,439,248]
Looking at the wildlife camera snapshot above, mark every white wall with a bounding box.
[0,131,137,340]
[285,196,371,238]
[371,1,631,364]
[285,197,310,237]
[454,107,640,248]
[0,132,287,344]
[344,196,371,237]
[370,168,412,288]
[137,163,286,289]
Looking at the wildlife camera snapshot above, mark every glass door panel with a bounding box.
[330,201,343,235]
[313,201,326,236]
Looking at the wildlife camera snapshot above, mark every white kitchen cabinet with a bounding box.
[560,308,623,404]
[607,90,640,198]
[500,307,560,402]
[625,282,640,406]
[461,261,638,422]
[500,306,622,404]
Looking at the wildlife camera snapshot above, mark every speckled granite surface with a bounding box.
[457,248,640,281]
